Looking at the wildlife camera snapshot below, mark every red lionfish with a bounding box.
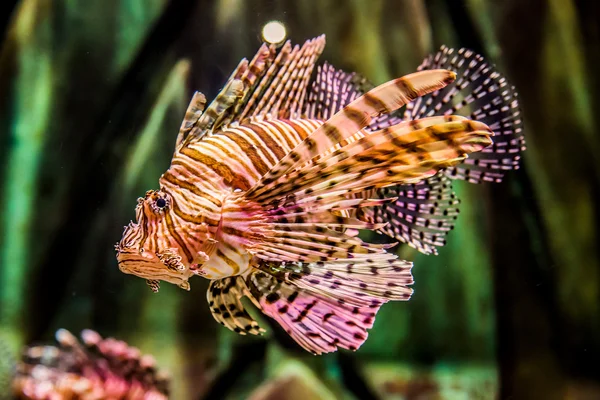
[115,35,524,354]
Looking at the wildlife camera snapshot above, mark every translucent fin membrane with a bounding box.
[358,174,460,255]
[304,61,373,120]
[242,35,327,120]
[404,46,525,183]
[244,259,412,354]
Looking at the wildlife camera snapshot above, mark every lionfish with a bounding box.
[12,329,170,399]
[115,35,524,354]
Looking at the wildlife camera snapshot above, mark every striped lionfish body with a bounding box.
[116,35,524,354]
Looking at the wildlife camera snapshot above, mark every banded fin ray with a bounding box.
[300,50,523,254]
[241,35,326,120]
[207,277,265,335]
[404,46,525,183]
[181,36,326,148]
[246,69,458,199]
[185,57,249,142]
[182,43,278,143]
[225,115,491,264]
[175,91,207,152]
[249,115,489,204]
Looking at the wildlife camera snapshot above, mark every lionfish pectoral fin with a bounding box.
[404,46,525,183]
[247,68,458,192]
[232,114,490,264]
[207,277,265,336]
[184,78,246,145]
[244,259,413,354]
[358,174,460,255]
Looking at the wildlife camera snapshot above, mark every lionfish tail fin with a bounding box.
[241,259,412,354]
[404,46,525,183]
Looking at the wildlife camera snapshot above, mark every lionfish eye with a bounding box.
[156,198,167,209]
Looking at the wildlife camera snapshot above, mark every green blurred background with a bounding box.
[0,0,598,398]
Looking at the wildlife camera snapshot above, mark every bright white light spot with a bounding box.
[262,21,286,44]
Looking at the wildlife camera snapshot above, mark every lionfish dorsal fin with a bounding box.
[174,91,206,152]
[177,36,326,149]
[240,35,326,121]
[304,61,373,121]
[179,57,249,146]
[193,78,244,134]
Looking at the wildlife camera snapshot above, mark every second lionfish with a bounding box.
[115,35,524,354]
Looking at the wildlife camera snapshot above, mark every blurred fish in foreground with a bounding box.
[115,35,523,354]
[12,329,170,399]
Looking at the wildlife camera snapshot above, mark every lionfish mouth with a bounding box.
[115,222,192,291]
[116,248,192,291]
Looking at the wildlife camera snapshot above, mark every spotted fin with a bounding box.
[243,259,413,354]
[300,51,523,254]
[404,46,525,183]
[357,174,459,255]
[255,259,413,306]
[207,277,265,335]
[304,61,373,120]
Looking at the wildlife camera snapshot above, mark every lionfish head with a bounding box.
[115,189,193,292]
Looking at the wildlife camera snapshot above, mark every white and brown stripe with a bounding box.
[158,118,322,279]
